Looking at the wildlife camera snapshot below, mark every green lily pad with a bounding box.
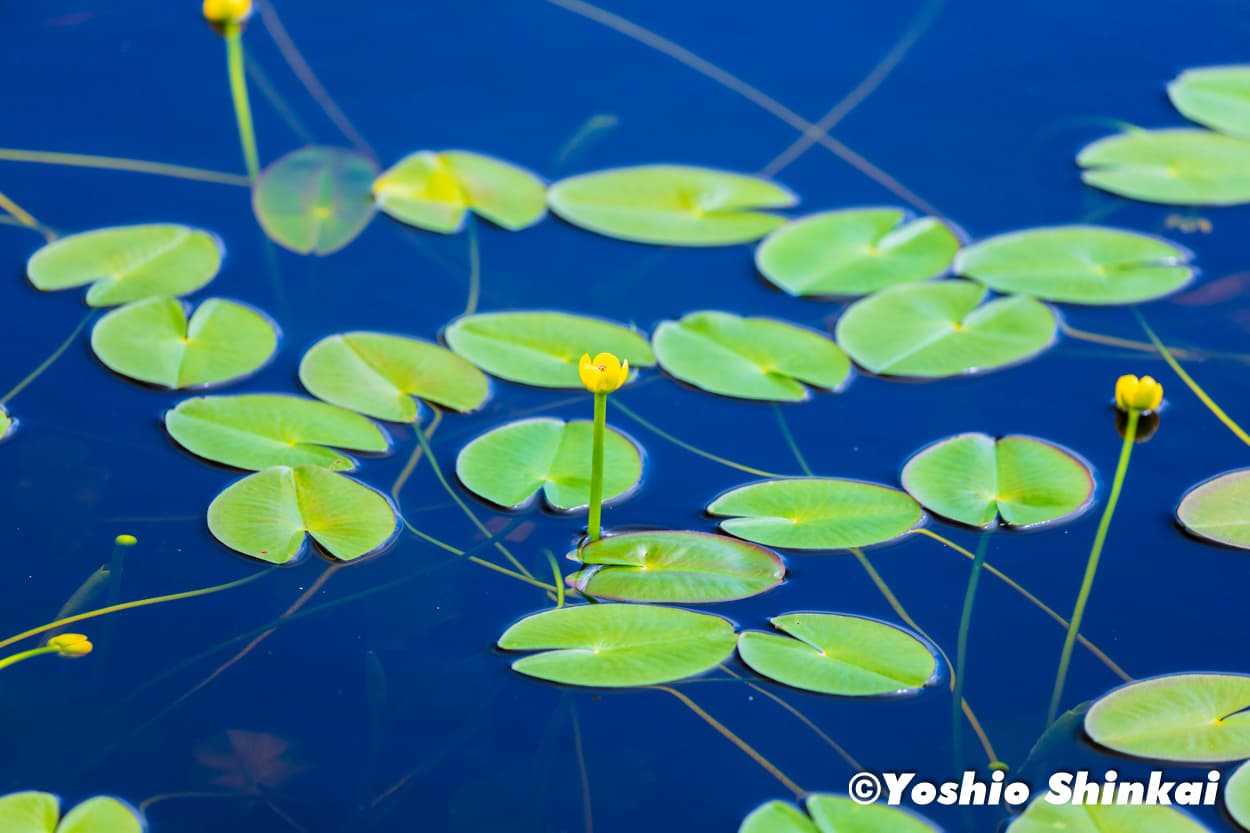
[0,407,11,440]
[0,792,144,833]
[90,297,277,389]
[444,311,655,389]
[1177,469,1250,550]
[652,311,850,402]
[1084,673,1250,763]
[165,394,390,471]
[1077,128,1250,206]
[741,795,939,833]
[455,417,642,511]
[567,530,785,603]
[954,226,1193,305]
[1226,759,1250,830]
[252,146,379,255]
[497,603,736,687]
[1168,65,1250,139]
[372,150,546,233]
[27,224,221,306]
[755,209,961,297]
[708,478,922,550]
[299,332,490,422]
[207,465,397,564]
[901,433,1094,528]
[835,280,1056,378]
[547,165,795,246]
[1007,795,1209,833]
[738,613,937,696]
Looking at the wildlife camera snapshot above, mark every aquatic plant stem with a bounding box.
[588,393,607,541]
[224,23,261,181]
[613,400,785,478]
[464,218,481,316]
[1048,410,1138,725]
[0,309,97,406]
[569,698,595,833]
[0,644,61,672]
[0,190,55,241]
[772,404,812,475]
[952,535,989,774]
[545,550,567,606]
[401,520,557,592]
[0,148,249,186]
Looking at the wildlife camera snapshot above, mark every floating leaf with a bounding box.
[1077,128,1250,206]
[444,311,655,389]
[207,465,397,564]
[708,478,922,550]
[955,226,1193,305]
[1177,469,1250,550]
[901,433,1094,528]
[741,795,940,833]
[0,407,11,440]
[0,792,144,833]
[90,297,277,389]
[835,280,1055,378]
[497,603,736,687]
[652,311,849,402]
[455,417,641,511]
[547,165,795,246]
[372,150,546,233]
[252,146,379,255]
[1226,760,1250,830]
[568,530,784,603]
[1168,65,1250,139]
[738,613,937,696]
[1006,795,1209,833]
[27,224,221,307]
[299,332,489,422]
[165,394,389,471]
[1084,673,1250,763]
[755,209,960,297]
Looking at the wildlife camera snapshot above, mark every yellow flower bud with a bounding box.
[579,353,629,394]
[48,633,93,659]
[115,534,138,546]
[203,0,253,25]
[1114,374,1163,413]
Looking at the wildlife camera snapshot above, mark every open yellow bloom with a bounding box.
[203,0,253,24]
[1115,374,1163,413]
[579,353,629,394]
[48,633,93,659]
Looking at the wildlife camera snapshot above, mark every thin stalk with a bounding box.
[952,535,989,774]
[0,190,54,241]
[464,218,481,316]
[569,699,594,833]
[0,645,59,672]
[224,23,260,181]
[588,393,606,541]
[1048,410,1138,724]
[0,147,249,186]
[772,404,812,475]
[613,400,785,478]
[545,550,566,607]
[401,519,556,592]
[1,310,98,406]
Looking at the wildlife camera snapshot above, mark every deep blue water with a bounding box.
[3,1,1250,831]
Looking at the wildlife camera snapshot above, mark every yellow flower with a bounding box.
[48,633,93,659]
[203,0,253,24]
[579,353,629,394]
[1115,374,1163,413]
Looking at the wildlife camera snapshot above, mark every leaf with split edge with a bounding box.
[252,146,379,255]
[455,417,642,511]
[165,394,390,472]
[835,279,1056,378]
[0,792,145,833]
[740,794,941,833]
[26,223,221,306]
[207,464,397,564]
[548,164,795,246]
[0,791,59,833]
[299,331,490,422]
[1176,468,1250,551]
[1168,65,1250,139]
[755,208,960,297]
[1006,794,1210,833]
[568,530,784,603]
[444,311,655,389]
[497,603,736,687]
[90,296,277,389]
[1077,128,1250,206]
[652,311,849,402]
[955,225,1193,305]
[708,478,922,550]
[56,797,144,833]
[372,150,547,233]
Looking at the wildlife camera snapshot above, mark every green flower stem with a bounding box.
[0,645,58,672]
[1048,408,1139,725]
[224,23,260,182]
[588,392,607,541]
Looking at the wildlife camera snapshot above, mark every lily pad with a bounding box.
[1077,128,1250,206]
[207,465,397,564]
[741,795,940,833]
[708,478,922,550]
[1226,759,1250,830]
[1084,673,1250,763]
[252,146,379,255]
[0,407,11,440]
[755,209,960,297]
[165,394,390,471]
[955,226,1193,305]
[372,150,546,233]
[547,165,795,246]
[299,332,489,422]
[1006,795,1209,833]
[738,613,937,696]
[455,417,642,511]
[1168,65,1250,139]
[444,311,655,389]
[652,311,850,402]
[0,792,144,833]
[835,280,1056,378]
[1177,469,1250,550]
[901,433,1094,528]
[497,603,736,687]
[27,223,221,306]
[90,297,277,389]
[567,530,784,603]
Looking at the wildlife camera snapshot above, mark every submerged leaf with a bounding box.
[1077,128,1250,206]
[252,146,379,255]
[1168,65,1250,139]
[1177,468,1250,550]
[1006,795,1209,833]
[740,795,940,833]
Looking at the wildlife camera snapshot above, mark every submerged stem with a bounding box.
[588,393,606,541]
[613,400,785,478]
[952,535,989,773]
[0,147,249,186]
[224,24,260,181]
[1,309,97,406]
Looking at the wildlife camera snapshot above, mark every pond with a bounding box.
[3,1,1250,832]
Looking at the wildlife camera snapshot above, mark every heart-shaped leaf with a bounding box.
[1006,795,1209,833]
[1176,468,1250,550]
[741,795,940,833]
[1168,65,1250,139]
[1078,128,1250,206]
[0,792,144,833]
[252,146,379,255]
